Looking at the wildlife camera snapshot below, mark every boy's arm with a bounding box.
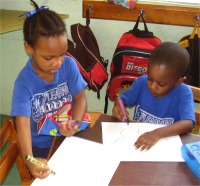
[112,101,129,121]
[153,119,194,138]
[134,120,194,151]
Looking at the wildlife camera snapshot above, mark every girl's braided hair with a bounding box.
[23,0,66,48]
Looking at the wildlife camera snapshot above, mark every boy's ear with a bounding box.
[175,76,187,86]
[24,42,33,55]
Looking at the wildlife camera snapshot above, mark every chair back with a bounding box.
[189,86,200,134]
[0,118,33,185]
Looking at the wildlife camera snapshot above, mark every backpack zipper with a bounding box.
[76,24,108,74]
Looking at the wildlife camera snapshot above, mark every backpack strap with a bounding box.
[104,91,109,114]
[130,12,154,38]
[97,89,100,99]
[86,5,92,26]
[101,57,109,70]
[133,13,149,32]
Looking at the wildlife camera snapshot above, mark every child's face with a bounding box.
[25,33,68,79]
[147,63,182,98]
[122,84,130,91]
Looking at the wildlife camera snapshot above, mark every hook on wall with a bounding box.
[195,14,200,20]
[195,14,200,26]
[86,5,93,26]
[139,9,145,16]
[88,5,93,13]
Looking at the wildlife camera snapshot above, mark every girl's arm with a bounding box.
[16,116,50,178]
[16,116,32,158]
[72,88,87,122]
[60,89,87,136]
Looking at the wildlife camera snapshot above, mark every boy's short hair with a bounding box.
[149,42,190,77]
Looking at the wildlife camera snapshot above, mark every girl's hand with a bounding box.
[134,130,160,151]
[26,158,50,179]
[60,120,79,136]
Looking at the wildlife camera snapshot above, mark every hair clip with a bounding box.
[19,6,49,18]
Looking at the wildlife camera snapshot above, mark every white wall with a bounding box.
[0,0,194,115]
[139,0,199,7]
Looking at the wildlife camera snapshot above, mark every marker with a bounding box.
[71,120,81,127]
[117,96,129,125]
[53,114,69,119]
[25,155,56,175]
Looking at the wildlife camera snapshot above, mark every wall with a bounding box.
[139,0,199,7]
[0,0,194,115]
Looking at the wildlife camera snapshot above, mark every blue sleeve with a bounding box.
[63,57,87,96]
[178,85,195,123]
[10,81,31,117]
[121,76,145,107]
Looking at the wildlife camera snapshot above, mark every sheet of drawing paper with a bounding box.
[31,136,120,186]
[101,122,184,162]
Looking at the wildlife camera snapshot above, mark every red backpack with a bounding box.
[104,14,161,113]
[66,7,108,99]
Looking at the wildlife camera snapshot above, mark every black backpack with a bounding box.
[66,7,108,99]
[104,14,162,113]
[179,22,200,87]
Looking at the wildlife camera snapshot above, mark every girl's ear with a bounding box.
[175,76,187,86]
[24,42,33,55]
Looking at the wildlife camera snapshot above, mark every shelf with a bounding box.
[0,10,69,34]
[83,1,200,27]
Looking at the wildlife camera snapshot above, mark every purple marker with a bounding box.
[71,120,81,127]
[117,96,129,125]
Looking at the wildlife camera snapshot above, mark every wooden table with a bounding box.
[49,114,200,185]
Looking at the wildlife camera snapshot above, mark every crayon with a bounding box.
[117,96,129,125]
[25,155,56,175]
[71,120,81,127]
[53,114,69,119]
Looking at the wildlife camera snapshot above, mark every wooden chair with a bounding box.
[88,111,102,128]
[0,118,34,186]
[189,85,200,135]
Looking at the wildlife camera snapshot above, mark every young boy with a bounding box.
[112,42,195,151]
[10,0,87,179]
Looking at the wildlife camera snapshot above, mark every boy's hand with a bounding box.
[134,130,160,151]
[60,120,79,136]
[26,158,50,179]
[112,104,129,121]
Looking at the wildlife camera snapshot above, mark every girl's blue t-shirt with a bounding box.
[11,56,87,148]
[121,75,195,125]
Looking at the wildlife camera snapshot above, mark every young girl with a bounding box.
[112,42,195,151]
[11,0,87,179]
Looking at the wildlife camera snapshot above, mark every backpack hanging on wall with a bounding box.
[179,18,200,87]
[66,7,108,99]
[104,12,162,114]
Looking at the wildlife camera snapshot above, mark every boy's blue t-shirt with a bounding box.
[121,75,195,125]
[11,56,87,148]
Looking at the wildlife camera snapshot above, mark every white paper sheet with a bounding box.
[31,137,120,186]
[102,122,184,162]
